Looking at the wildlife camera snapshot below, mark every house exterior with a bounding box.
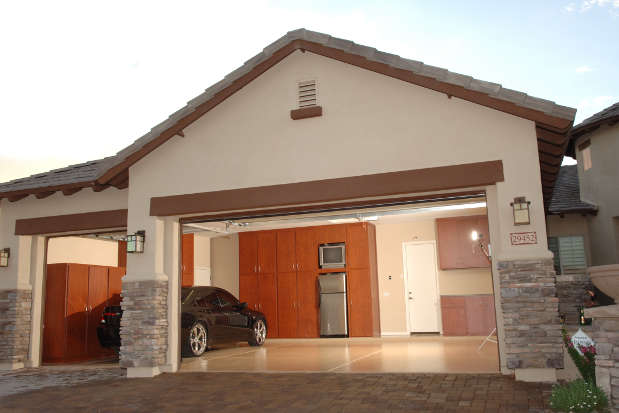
[0,29,576,382]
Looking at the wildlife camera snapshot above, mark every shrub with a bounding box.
[562,327,596,385]
[549,379,609,413]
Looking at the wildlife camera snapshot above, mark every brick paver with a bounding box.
[0,372,554,412]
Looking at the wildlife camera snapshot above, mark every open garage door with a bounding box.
[177,191,500,374]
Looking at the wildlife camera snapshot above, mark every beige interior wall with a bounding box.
[210,234,239,298]
[376,218,493,334]
[47,236,119,267]
[192,233,211,286]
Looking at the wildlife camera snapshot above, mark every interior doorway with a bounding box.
[403,241,441,333]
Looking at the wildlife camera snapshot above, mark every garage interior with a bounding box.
[41,233,126,365]
[178,193,500,373]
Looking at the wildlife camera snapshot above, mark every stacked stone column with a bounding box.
[0,289,32,368]
[119,280,168,369]
[498,259,563,370]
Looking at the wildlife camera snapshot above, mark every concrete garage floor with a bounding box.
[181,336,500,374]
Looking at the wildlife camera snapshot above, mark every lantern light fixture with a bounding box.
[126,230,145,254]
[0,248,10,267]
[510,196,531,225]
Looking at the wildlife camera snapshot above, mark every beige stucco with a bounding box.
[47,236,119,267]
[546,214,592,265]
[376,217,493,334]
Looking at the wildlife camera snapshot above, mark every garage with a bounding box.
[177,194,499,373]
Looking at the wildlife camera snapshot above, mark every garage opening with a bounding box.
[41,232,126,366]
[178,193,499,373]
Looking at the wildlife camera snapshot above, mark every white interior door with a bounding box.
[404,242,440,333]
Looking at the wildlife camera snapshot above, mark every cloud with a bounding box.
[568,0,619,12]
[564,2,577,12]
[575,65,593,73]
[576,95,618,123]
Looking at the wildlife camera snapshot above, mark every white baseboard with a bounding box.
[0,362,24,371]
[380,331,410,337]
[126,366,161,378]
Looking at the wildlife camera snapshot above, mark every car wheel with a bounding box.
[249,319,267,346]
[188,322,208,356]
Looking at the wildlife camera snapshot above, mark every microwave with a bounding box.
[319,243,346,268]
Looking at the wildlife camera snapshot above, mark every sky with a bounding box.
[1,0,618,182]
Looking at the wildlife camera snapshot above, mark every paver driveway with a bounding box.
[0,372,553,412]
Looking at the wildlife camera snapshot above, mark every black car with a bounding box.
[97,286,267,357]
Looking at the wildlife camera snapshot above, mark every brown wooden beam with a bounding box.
[8,194,28,202]
[177,130,185,137]
[15,209,128,236]
[62,188,82,196]
[92,184,110,192]
[35,191,55,199]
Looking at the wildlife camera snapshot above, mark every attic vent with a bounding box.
[298,80,317,108]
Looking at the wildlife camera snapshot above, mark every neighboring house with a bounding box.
[0,29,577,383]
[566,102,619,267]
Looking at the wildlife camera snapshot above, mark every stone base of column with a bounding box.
[556,272,592,325]
[584,305,619,411]
[498,259,563,375]
[119,280,168,371]
[0,289,32,369]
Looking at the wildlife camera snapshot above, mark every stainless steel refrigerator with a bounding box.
[318,272,348,337]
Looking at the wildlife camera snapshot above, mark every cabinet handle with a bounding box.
[254,265,257,273]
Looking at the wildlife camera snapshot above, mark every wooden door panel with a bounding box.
[257,231,276,273]
[437,216,490,270]
[258,272,278,338]
[239,232,258,274]
[316,225,347,245]
[276,230,296,273]
[88,266,109,355]
[182,233,194,287]
[295,228,316,271]
[346,223,370,269]
[43,264,68,362]
[296,271,319,337]
[465,295,496,336]
[277,271,298,338]
[107,267,125,306]
[117,241,127,268]
[239,273,259,311]
[347,269,372,337]
[441,296,468,336]
[66,264,89,359]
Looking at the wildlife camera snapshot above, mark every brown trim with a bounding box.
[577,139,591,151]
[0,181,95,200]
[35,191,55,199]
[290,105,322,120]
[7,194,29,202]
[15,209,128,236]
[180,190,486,224]
[62,188,82,196]
[97,38,571,187]
[151,160,503,217]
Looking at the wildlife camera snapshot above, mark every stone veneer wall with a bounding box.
[556,271,591,325]
[588,314,619,411]
[498,259,563,369]
[0,289,32,366]
[119,280,168,368]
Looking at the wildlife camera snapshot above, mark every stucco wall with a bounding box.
[574,123,619,265]
[127,49,550,262]
[376,217,493,334]
[47,236,119,267]
[546,214,592,266]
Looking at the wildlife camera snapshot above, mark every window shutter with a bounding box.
[558,236,586,272]
[548,237,561,274]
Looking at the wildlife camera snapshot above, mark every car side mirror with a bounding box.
[238,302,248,310]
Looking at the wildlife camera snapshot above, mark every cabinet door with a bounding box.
[277,271,298,337]
[88,266,109,355]
[258,272,278,338]
[182,233,194,287]
[43,264,68,362]
[108,267,125,307]
[277,230,296,273]
[316,225,347,245]
[239,232,258,274]
[465,295,496,336]
[117,241,127,268]
[257,231,276,273]
[239,273,259,311]
[296,271,319,337]
[66,264,89,359]
[346,223,370,269]
[295,228,316,271]
[347,269,373,337]
[440,296,468,336]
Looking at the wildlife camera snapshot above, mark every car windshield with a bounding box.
[181,288,195,304]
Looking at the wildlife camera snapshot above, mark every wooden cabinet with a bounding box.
[257,232,276,274]
[239,232,258,274]
[440,295,496,336]
[347,269,373,337]
[239,273,259,310]
[277,230,296,273]
[295,228,316,271]
[277,271,298,337]
[258,272,278,337]
[43,263,125,363]
[296,271,319,337]
[436,215,490,270]
[181,234,194,287]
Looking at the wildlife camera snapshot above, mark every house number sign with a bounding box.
[510,232,537,245]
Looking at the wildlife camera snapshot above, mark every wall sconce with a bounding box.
[126,231,145,253]
[510,196,531,225]
[0,248,10,267]
[471,231,491,261]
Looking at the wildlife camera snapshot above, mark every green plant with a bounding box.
[549,379,609,413]
[562,327,596,385]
